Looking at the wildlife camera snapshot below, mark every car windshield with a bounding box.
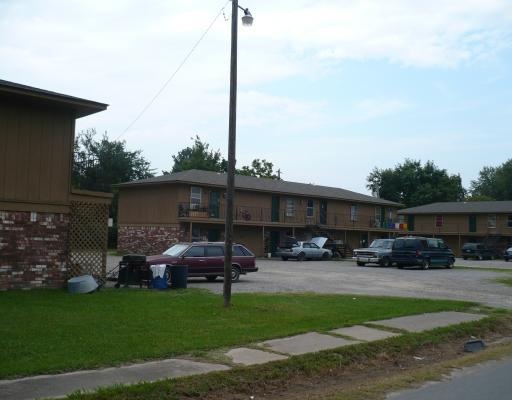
[369,239,393,249]
[163,244,189,256]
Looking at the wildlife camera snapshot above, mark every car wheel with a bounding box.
[380,257,392,268]
[231,266,241,282]
[281,256,288,261]
[446,259,454,269]
[297,252,306,261]
[206,275,217,282]
[421,259,430,270]
[356,261,365,266]
[463,256,467,260]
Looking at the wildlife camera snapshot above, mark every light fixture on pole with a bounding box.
[223,0,252,308]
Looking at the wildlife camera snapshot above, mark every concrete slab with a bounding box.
[0,358,230,400]
[331,325,401,341]
[372,311,486,333]
[261,332,359,356]
[226,347,288,366]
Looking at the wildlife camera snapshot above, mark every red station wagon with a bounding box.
[146,242,257,282]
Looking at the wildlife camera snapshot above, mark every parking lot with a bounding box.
[187,258,512,309]
[108,257,512,309]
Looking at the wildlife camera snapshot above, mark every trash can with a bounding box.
[171,265,188,289]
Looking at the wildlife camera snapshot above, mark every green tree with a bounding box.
[237,159,279,179]
[166,136,280,179]
[366,159,466,207]
[72,129,155,247]
[165,135,227,174]
[73,129,154,191]
[470,159,512,200]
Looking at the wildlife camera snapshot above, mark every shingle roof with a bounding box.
[398,201,512,214]
[0,79,108,118]
[117,169,401,206]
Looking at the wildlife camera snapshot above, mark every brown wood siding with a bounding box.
[118,185,182,224]
[0,102,73,206]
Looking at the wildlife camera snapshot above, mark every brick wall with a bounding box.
[0,211,69,290]
[118,224,187,255]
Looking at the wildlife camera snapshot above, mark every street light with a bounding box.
[223,0,253,308]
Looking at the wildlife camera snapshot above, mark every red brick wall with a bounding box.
[0,211,69,290]
[118,224,187,255]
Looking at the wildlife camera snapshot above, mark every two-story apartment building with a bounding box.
[0,80,111,289]
[397,201,512,256]
[117,169,403,257]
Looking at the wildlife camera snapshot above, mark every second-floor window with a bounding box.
[190,186,202,209]
[508,215,512,228]
[306,200,314,218]
[350,205,358,222]
[286,199,295,217]
[435,215,444,227]
[488,214,497,228]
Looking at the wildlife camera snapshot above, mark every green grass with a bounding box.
[0,288,476,378]
[495,277,512,287]
[455,265,512,273]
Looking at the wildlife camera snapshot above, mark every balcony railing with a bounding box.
[177,203,405,231]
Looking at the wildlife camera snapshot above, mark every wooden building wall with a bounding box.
[0,101,74,210]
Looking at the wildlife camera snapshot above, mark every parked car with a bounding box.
[461,243,494,260]
[353,238,394,267]
[146,242,257,282]
[392,236,455,270]
[276,237,332,261]
[504,247,512,262]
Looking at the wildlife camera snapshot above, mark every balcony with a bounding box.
[177,203,404,231]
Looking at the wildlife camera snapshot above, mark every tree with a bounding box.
[72,129,155,247]
[73,129,154,192]
[366,159,466,207]
[166,136,280,179]
[165,135,227,174]
[237,159,279,179]
[470,159,512,200]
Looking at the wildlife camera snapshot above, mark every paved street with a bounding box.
[387,356,512,400]
[108,257,512,309]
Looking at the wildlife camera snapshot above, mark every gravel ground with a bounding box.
[106,256,512,309]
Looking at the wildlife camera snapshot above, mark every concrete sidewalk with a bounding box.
[0,311,487,400]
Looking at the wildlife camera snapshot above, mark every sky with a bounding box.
[2,0,512,195]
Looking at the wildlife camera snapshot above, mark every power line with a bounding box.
[116,1,230,140]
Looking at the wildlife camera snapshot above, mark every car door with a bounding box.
[181,245,207,274]
[205,245,225,274]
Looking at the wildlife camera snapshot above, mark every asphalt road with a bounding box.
[108,257,512,309]
[387,356,512,400]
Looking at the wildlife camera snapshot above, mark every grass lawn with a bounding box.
[0,288,477,378]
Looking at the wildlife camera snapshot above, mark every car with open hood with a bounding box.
[275,237,332,261]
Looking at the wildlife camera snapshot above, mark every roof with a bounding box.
[117,169,401,206]
[398,201,512,215]
[0,79,108,118]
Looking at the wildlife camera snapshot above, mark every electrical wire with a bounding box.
[116,1,231,140]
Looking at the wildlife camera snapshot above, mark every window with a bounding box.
[306,200,314,218]
[183,246,205,257]
[206,246,224,257]
[507,215,512,228]
[350,205,358,222]
[30,212,37,222]
[286,199,295,217]
[374,207,381,227]
[190,186,201,209]
[435,215,443,227]
[487,214,497,229]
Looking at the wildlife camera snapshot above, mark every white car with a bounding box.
[275,237,332,261]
